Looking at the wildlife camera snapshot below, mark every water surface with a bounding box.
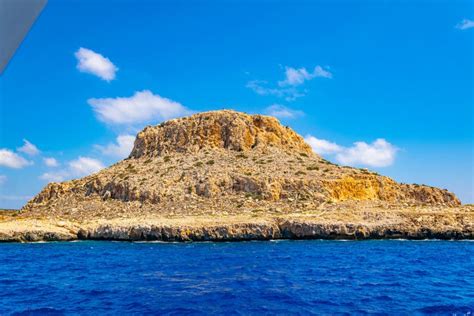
[0,240,472,315]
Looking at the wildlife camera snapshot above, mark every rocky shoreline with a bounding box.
[1,223,472,243]
[79,222,474,242]
[1,207,472,242]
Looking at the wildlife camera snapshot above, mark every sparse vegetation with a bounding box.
[7,110,467,242]
[245,192,262,200]
[125,164,136,173]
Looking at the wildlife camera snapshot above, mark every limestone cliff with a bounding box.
[129,111,313,158]
[1,110,470,242]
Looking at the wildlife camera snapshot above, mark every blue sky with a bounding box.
[0,0,473,208]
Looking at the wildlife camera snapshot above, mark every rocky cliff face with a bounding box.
[26,110,460,217]
[6,110,467,242]
[129,110,313,158]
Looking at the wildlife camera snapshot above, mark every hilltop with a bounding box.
[0,110,472,241]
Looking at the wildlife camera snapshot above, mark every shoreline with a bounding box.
[1,215,472,242]
[1,239,473,244]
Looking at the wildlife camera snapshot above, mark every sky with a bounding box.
[0,0,473,208]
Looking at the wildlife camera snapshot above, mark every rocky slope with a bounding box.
[0,110,472,242]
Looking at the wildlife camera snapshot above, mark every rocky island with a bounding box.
[1,110,472,242]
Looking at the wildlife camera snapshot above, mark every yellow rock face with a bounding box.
[324,174,460,205]
[324,176,382,201]
[129,110,314,158]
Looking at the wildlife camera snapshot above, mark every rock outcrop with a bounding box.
[1,110,470,242]
[129,111,314,158]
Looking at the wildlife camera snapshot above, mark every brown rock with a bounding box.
[2,110,468,242]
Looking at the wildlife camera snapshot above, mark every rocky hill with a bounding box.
[0,110,472,241]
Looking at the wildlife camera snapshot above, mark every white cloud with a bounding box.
[336,139,398,167]
[95,134,135,159]
[279,67,312,86]
[17,139,40,156]
[305,136,398,167]
[246,80,305,101]
[278,66,332,87]
[264,104,304,119]
[39,172,66,182]
[39,156,105,183]
[313,66,333,79]
[456,19,474,30]
[305,135,343,155]
[247,65,332,101]
[75,47,118,81]
[69,156,104,176]
[43,157,59,167]
[0,175,6,185]
[0,149,31,169]
[246,80,277,96]
[39,157,104,183]
[88,90,191,125]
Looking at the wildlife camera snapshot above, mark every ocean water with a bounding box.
[0,240,472,315]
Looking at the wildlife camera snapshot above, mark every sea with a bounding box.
[0,240,472,315]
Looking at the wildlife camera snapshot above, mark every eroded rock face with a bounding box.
[129,110,314,158]
[322,175,460,205]
[2,202,473,242]
[23,110,461,224]
[2,110,470,242]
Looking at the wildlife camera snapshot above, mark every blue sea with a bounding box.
[0,240,472,315]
